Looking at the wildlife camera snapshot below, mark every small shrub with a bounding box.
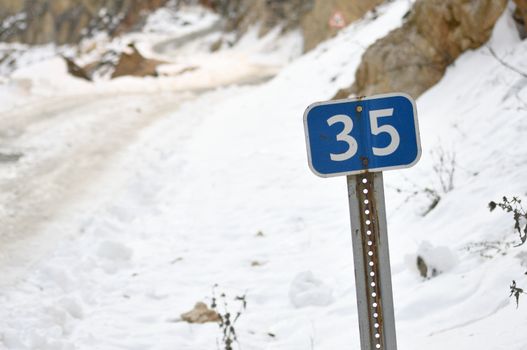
[510,280,525,308]
[463,240,513,259]
[488,196,527,246]
[210,285,247,350]
[391,145,457,216]
[431,146,456,194]
[489,196,527,307]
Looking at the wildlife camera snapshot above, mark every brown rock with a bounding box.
[416,255,428,278]
[300,0,384,52]
[199,0,214,9]
[0,0,168,45]
[514,0,527,38]
[210,37,223,52]
[111,44,166,79]
[236,0,313,37]
[351,0,508,99]
[331,87,353,100]
[416,255,439,278]
[0,0,23,14]
[209,0,381,52]
[63,56,92,81]
[113,0,169,37]
[180,302,220,324]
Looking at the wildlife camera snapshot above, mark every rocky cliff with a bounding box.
[300,0,384,51]
[2,0,515,91]
[514,0,527,37]
[201,0,383,51]
[351,0,508,98]
[1,0,384,52]
[0,0,168,45]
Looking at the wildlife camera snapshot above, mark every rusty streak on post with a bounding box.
[347,172,397,350]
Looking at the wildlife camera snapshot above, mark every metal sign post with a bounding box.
[347,172,396,350]
[303,93,421,350]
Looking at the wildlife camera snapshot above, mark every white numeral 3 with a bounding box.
[327,114,358,161]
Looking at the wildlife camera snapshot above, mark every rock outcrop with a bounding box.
[202,0,312,37]
[300,0,384,52]
[351,0,508,98]
[0,0,168,45]
[111,44,166,79]
[1,0,384,52]
[514,0,527,38]
[63,56,92,81]
[203,0,383,51]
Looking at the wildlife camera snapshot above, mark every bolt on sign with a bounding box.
[303,93,421,350]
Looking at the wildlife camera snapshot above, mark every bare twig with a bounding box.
[510,280,526,308]
[211,286,247,350]
[489,196,527,247]
[487,45,527,78]
[431,147,456,193]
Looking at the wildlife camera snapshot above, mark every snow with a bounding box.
[289,271,335,308]
[1,1,527,349]
[0,43,60,78]
[415,241,458,276]
[142,5,219,36]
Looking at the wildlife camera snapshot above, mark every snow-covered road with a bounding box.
[2,1,527,350]
[0,18,296,289]
[0,91,197,286]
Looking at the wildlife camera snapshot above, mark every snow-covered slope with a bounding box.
[1,1,527,349]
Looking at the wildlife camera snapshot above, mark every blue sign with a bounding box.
[303,93,421,177]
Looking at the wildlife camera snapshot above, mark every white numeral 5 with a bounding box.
[327,114,358,161]
[369,108,400,156]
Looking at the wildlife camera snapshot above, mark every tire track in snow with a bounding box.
[0,60,280,287]
[0,92,194,286]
